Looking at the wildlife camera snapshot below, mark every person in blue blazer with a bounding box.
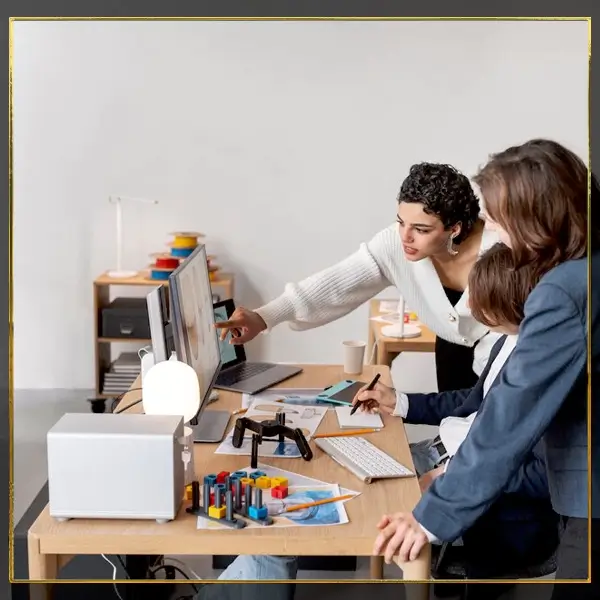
[355,242,559,584]
[371,139,598,600]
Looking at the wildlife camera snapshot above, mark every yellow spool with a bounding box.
[170,231,204,249]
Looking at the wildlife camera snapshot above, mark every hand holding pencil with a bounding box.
[351,375,397,416]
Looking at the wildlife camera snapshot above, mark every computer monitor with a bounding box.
[168,244,229,442]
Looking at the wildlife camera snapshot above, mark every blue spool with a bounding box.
[204,474,218,486]
[149,269,171,280]
[170,247,195,258]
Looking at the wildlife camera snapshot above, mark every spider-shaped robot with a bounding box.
[232,411,313,468]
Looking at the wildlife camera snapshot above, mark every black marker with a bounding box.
[350,373,381,416]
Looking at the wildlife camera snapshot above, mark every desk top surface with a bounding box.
[369,300,436,351]
[29,364,423,559]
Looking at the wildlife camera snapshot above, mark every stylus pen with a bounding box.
[350,373,381,416]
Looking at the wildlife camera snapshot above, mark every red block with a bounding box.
[272,485,288,499]
[216,471,230,484]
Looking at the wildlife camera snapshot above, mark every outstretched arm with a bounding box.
[255,226,395,331]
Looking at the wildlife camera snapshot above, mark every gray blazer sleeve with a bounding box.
[413,281,587,541]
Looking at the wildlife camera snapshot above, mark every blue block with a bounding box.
[233,471,248,479]
[250,471,266,480]
[248,505,268,520]
[214,483,226,493]
[204,474,217,486]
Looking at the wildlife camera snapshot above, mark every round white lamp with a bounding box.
[142,360,201,486]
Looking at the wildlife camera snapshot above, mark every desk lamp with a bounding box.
[381,296,421,338]
[107,195,159,278]
[142,359,201,486]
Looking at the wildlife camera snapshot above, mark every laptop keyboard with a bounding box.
[217,362,273,386]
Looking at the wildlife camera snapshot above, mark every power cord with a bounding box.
[100,554,124,600]
[149,564,200,592]
[162,556,203,581]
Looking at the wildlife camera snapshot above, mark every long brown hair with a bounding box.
[473,139,594,281]
[469,243,535,328]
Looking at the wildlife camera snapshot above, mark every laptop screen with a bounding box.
[213,299,246,368]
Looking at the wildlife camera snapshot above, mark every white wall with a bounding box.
[12,20,589,389]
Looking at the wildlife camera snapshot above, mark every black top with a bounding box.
[434,286,478,392]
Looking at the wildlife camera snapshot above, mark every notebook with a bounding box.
[335,406,384,430]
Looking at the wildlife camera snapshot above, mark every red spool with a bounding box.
[155,257,180,269]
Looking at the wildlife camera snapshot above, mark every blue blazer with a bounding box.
[414,253,594,542]
[405,335,549,500]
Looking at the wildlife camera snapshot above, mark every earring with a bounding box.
[447,234,458,256]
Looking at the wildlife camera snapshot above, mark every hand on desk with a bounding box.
[351,381,396,415]
[214,307,267,344]
[373,512,428,563]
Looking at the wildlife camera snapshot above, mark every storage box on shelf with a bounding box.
[93,270,234,398]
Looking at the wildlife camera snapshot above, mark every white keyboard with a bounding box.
[314,436,414,484]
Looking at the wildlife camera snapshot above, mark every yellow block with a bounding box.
[184,485,193,501]
[255,476,271,489]
[208,505,226,519]
[271,477,288,488]
[240,477,254,488]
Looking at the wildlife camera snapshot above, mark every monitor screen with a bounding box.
[169,244,222,409]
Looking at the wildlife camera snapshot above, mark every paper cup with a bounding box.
[343,340,366,374]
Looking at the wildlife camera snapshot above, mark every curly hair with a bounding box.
[397,163,481,245]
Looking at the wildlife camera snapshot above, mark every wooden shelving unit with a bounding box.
[93,270,234,398]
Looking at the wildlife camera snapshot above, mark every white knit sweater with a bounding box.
[255,224,501,375]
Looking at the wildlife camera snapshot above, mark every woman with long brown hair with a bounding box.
[372,139,598,599]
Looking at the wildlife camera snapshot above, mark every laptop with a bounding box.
[213,299,303,394]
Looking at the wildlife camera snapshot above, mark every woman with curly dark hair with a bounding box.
[216,162,500,392]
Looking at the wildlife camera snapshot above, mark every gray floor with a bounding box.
[12,387,554,599]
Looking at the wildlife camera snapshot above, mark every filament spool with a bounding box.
[170,231,204,249]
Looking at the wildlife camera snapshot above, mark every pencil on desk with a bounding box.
[232,408,248,416]
[283,494,355,513]
[313,429,380,439]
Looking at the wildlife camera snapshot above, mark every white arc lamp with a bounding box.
[108,195,159,278]
[142,360,201,486]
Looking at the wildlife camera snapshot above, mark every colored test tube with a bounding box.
[226,490,234,521]
[215,483,226,508]
[245,481,252,509]
[203,482,211,510]
[255,487,263,508]
[191,481,200,510]
[234,478,242,511]
[204,474,217,487]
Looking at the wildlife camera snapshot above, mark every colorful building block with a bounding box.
[255,476,271,489]
[216,471,230,484]
[208,505,227,519]
[233,471,248,479]
[271,485,288,499]
[249,471,264,482]
[240,477,254,491]
[184,484,194,501]
[248,505,268,520]
[270,477,288,489]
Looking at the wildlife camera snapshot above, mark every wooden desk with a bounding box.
[368,300,436,367]
[28,365,431,596]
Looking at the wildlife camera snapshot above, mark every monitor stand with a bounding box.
[191,410,231,443]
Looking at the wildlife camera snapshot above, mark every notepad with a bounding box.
[335,406,384,429]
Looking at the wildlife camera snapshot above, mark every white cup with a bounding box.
[343,340,366,374]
